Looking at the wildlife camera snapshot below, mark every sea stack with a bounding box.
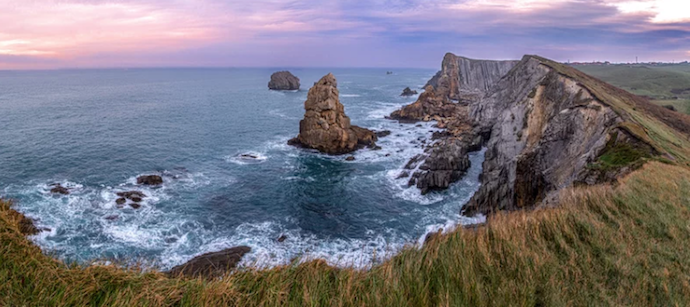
[268,71,300,90]
[288,73,377,154]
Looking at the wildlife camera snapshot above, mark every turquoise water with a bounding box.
[0,68,484,269]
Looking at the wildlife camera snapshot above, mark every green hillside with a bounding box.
[575,64,690,114]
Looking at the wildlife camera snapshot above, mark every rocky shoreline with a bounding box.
[390,53,660,217]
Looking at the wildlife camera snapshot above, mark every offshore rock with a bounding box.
[400,87,418,97]
[137,175,163,186]
[268,71,300,91]
[289,73,377,154]
[168,246,251,279]
[49,184,70,195]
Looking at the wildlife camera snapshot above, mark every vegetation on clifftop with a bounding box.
[3,161,690,306]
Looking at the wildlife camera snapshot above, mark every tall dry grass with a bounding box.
[2,161,690,306]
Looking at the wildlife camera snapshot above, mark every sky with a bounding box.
[0,0,688,69]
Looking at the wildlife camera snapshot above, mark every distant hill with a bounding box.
[574,64,690,114]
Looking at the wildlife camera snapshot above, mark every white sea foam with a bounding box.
[226,152,269,165]
[340,94,361,98]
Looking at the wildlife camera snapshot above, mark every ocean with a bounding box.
[0,68,485,269]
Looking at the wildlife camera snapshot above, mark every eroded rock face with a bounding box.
[168,246,251,279]
[268,71,300,91]
[462,55,654,216]
[289,73,377,154]
[430,53,518,103]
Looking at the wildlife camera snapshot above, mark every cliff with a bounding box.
[463,55,690,215]
[393,53,690,215]
[426,53,518,103]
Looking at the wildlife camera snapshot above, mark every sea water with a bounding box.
[0,68,485,269]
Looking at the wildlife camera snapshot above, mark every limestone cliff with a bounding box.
[392,53,677,215]
[391,54,516,194]
[463,55,658,215]
[289,73,377,155]
[427,53,518,103]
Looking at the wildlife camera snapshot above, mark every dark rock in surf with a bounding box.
[130,203,141,209]
[375,130,392,138]
[277,235,287,243]
[168,246,251,279]
[117,191,147,199]
[345,156,356,161]
[400,87,418,97]
[137,175,163,186]
[268,71,300,91]
[115,198,126,205]
[50,184,70,195]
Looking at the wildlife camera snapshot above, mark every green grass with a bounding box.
[3,162,690,306]
[575,64,690,101]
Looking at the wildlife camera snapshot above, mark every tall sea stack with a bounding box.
[288,73,377,154]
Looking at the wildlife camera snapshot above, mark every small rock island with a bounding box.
[288,73,377,154]
[268,71,300,91]
[400,87,418,97]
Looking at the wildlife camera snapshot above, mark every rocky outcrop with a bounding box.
[137,175,163,186]
[463,55,656,215]
[49,184,70,195]
[168,246,251,279]
[428,53,518,103]
[392,53,661,215]
[400,87,418,97]
[116,191,147,209]
[288,73,377,155]
[268,71,300,91]
[390,54,516,194]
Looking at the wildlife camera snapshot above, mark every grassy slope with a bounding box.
[535,56,690,167]
[575,64,690,114]
[2,162,690,306]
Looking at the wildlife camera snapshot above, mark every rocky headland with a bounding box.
[268,71,300,91]
[391,52,669,215]
[288,73,377,155]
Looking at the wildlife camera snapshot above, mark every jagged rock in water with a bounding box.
[400,87,418,97]
[414,138,471,194]
[389,85,459,122]
[137,175,163,186]
[268,71,300,91]
[288,73,377,154]
[168,246,251,279]
[462,55,657,216]
[49,184,70,195]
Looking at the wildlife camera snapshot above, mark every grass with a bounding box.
[574,64,690,115]
[3,161,690,306]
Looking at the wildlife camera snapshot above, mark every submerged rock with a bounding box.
[400,87,418,97]
[345,156,356,161]
[288,73,377,155]
[168,246,251,279]
[375,130,392,138]
[268,71,300,91]
[49,184,70,195]
[137,175,163,186]
[117,191,147,199]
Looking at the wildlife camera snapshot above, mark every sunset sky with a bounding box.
[1,0,688,69]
